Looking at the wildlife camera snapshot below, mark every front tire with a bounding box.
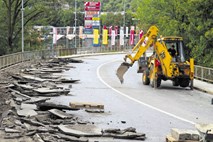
[179,79,190,87]
[142,70,150,85]
[151,77,161,88]
[190,79,194,90]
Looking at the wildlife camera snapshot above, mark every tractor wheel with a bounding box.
[157,78,161,87]
[190,79,194,90]
[172,80,179,86]
[142,70,150,85]
[151,77,161,88]
[179,79,190,87]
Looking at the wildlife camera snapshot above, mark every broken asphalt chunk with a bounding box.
[48,109,73,119]
[17,109,38,117]
[58,125,102,137]
[37,102,79,111]
[69,102,104,110]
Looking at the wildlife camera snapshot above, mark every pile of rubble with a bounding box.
[0,57,146,142]
[166,124,213,142]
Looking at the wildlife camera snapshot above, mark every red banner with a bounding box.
[85,11,99,15]
[114,26,118,36]
[84,2,101,7]
[84,17,92,20]
[139,30,144,39]
[85,7,100,11]
[108,26,112,36]
[130,30,134,45]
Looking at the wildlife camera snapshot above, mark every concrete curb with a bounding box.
[193,86,213,95]
[58,52,125,58]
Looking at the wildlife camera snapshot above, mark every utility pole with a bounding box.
[123,0,126,49]
[21,0,24,52]
[123,0,125,28]
[75,0,77,48]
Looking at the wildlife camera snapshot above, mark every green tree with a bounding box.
[184,0,213,67]
[0,0,71,54]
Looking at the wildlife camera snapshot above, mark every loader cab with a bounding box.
[160,36,186,62]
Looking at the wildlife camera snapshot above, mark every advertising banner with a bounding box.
[84,2,101,7]
[92,21,100,26]
[111,30,115,46]
[108,26,112,36]
[92,17,100,21]
[84,17,93,20]
[84,28,93,34]
[93,29,99,44]
[115,26,118,36]
[139,30,144,39]
[102,29,108,45]
[53,27,57,44]
[84,1,101,46]
[85,11,99,16]
[85,7,100,11]
[79,26,83,38]
[85,25,92,29]
[126,27,129,37]
[130,30,134,45]
[120,28,124,45]
[66,26,70,35]
[85,20,93,25]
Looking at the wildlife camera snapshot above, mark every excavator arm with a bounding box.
[116,26,159,83]
[124,26,159,64]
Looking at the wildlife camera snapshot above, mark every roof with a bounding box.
[159,36,183,41]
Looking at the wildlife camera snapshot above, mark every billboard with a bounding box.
[84,1,101,46]
[84,2,101,7]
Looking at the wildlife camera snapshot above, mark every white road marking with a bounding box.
[97,60,195,125]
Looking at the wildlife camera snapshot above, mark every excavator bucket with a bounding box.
[116,62,131,83]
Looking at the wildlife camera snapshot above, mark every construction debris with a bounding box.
[170,128,200,141]
[195,123,213,142]
[166,125,213,142]
[69,102,104,109]
[37,102,79,111]
[17,109,38,117]
[48,109,73,119]
[0,57,148,142]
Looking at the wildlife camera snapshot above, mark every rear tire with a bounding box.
[172,80,179,86]
[142,70,150,85]
[179,79,190,87]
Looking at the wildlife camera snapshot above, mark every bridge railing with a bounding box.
[194,65,213,83]
[0,48,76,69]
[0,48,212,83]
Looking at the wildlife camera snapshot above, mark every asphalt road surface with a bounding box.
[51,54,213,142]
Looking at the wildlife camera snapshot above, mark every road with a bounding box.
[51,54,213,142]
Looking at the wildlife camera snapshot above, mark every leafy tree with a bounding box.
[184,0,213,67]
[133,0,213,67]
[0,0,71,54]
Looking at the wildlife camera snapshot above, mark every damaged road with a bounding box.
[2,54,212,142]
[0,56,147,142]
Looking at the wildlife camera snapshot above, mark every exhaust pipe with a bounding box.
[116,62,131,83]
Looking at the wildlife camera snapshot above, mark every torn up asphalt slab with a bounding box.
[0,57,147,142]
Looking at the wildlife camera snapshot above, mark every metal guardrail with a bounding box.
[0,48,76,69]
[194,65,213,83]
[0,48,212,83]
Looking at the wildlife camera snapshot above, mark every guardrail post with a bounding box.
[201,67,204,81]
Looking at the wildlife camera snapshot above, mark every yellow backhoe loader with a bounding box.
[116,25,194,89]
